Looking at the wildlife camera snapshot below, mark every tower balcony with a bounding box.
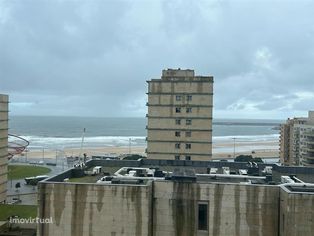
[305,153,314,159]
[302,158,314,166]
[305,132,314,137]
[306,147,314,152]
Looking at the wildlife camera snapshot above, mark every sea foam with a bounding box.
[20,134,279,150]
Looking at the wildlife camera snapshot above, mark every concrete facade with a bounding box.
[37,159,314,236]
[0,94,8,203]
[38,182,152,236]
[279,184,314,236]
[41,175,310,236]
[280,111,314,166]
[146,69,214,161]
[153,181,279,236]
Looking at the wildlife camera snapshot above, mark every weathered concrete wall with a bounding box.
[148,142,212,156]
[41,174,314,236]
[147,106,213,118]
[0,94,8,203]
[148,118,212,130]
[148,94,213,107]
[148,81,213,94]
[38,182,153,236]
[147,130,212,142]
[279,188,314,236]
[153,181,279,236]
[147,153,212,161]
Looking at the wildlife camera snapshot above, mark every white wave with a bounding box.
[20,135,146,149]
[21,134,279,150]
[213,134,279,143]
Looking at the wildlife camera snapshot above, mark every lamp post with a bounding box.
[42,147,45,164]
[232,138,236,158]
[55,149,58,165]
[25,148,28,163]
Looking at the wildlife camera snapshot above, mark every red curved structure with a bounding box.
[8,134,29,160]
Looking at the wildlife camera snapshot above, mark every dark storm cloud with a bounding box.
[1,0,314,118]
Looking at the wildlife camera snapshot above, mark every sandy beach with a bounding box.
[16,140,279,161]
[213,140,279,159]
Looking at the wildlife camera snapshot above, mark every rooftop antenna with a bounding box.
[79,128,86,161]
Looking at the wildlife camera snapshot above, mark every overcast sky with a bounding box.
[1,0,314,119]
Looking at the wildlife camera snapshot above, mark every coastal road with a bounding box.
[6,157,70,205]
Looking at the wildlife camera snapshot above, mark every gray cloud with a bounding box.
[1,0,314,118]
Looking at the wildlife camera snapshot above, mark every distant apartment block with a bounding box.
[280,111,314,166]
[146,69,214,160]
[0,94,8,203]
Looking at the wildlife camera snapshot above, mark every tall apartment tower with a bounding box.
[146,69,213,160]
[0,94,8,203]
[280,111,314,166]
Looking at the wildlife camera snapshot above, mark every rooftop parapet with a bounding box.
[147,68,213,83]
[281,183,314,194]
[162,68,194,78]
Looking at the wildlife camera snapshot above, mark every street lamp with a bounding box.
[42,147,45,164]
[232,138,236,158]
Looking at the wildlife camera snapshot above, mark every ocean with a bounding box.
[9,116,282,152]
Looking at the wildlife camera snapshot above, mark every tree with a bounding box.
[234,155,253,162]
[234,155,264,163]
[29,179,38,190]
[252,157,263,163]
[15,182,21,192]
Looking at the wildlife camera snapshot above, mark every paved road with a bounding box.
[6,156,72,205]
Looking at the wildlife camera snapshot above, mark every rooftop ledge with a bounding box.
[281,183,314,194]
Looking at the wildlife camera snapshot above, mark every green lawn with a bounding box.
[0,204,37,220]
[8,165,51,180]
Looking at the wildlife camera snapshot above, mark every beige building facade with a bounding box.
[280,111,314,166]
[0,94,8,203]
[146,69,213,160]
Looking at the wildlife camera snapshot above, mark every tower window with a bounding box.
[186,131,191,137]
[186,119,192,125]
[185,143,191,149]
[186,107,192,113]
[175,143,180,149]
[175,131,181,137]
[175,155,180,160]
[185,155,191,160]
[175,119,181,125]
[187,95,192,101]
[176,95,181,101]
[175,107,181,113]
